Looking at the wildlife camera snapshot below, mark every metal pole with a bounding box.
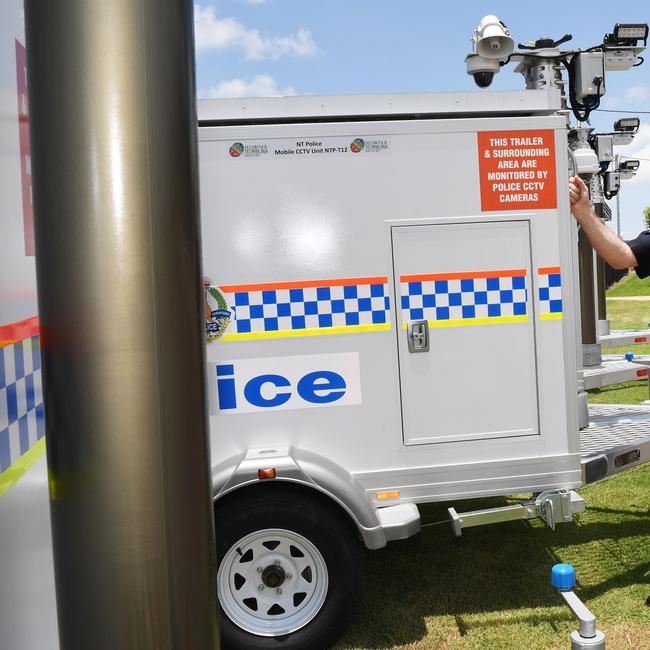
[24,2,220,649]
[591,204,609,335]
[615,155,621,237]
[578,228,601,366]
[579,230,597,343]
[596,255,607,321]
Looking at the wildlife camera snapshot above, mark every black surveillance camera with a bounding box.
[473,71,494,88]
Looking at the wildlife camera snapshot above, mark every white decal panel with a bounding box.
[209,352,362,414]
[226,137,390,160]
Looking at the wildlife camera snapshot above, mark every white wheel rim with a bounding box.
[217,528,329,637]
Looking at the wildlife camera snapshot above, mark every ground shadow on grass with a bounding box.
[335,496,650,649]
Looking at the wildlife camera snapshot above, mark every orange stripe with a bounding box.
[400,269,526,283]
[220,276,388,293]
[0,316,40,347]
[538,266,561,275]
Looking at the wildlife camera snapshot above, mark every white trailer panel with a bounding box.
[198,97,582,508]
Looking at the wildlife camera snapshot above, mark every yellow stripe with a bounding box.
[401,315,528,329]
[541,312,563,320]
[0,437,47,497]
[221,322,391,341]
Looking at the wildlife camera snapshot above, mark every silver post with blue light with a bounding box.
[552,563,605,649]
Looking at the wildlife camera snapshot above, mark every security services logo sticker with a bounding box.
[229,142,244,158]
[204,279,232,343]
[350,138,365,153]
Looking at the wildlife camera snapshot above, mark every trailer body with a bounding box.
[198,90,583,547]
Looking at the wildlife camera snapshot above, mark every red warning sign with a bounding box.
[15,40,34,256]
[478,130,556,211]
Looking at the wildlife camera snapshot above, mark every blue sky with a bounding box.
[194,1,650,238]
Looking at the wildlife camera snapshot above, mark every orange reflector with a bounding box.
[258,468,276,480]
[376,491,400,500]
[637,369,648,378]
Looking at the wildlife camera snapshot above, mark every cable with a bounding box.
[499,51,565,66]
[567,146,578,177]
[595,108,650,114]
[420,520,449,529]
[562,56,596,122]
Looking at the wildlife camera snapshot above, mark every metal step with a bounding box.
[582,357,649,390]
[599,328,650,349]
[581,403,650,483]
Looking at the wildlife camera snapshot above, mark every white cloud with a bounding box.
[624,85,650,101]
[243,0,271,4]
[602,96,619,109]
[194,4,316,60]
[602,85,649,109]
[204,74,297,98]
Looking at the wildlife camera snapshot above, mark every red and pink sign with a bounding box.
[15,40,34,256]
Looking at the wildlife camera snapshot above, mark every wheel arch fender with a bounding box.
[212,446,387,549]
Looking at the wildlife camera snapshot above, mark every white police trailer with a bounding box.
[195,19,650,646]
[198,89,586,648]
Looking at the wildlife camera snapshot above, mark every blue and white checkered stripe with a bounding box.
[0,336,45,474]
[400,275,528,323]
[226,283,390,335]
[538,270,563,317]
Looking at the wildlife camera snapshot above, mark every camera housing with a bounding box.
[465,53,501,88]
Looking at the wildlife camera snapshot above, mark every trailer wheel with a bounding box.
[215,486,363,649]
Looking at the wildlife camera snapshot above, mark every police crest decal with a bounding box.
[204,279,232,343]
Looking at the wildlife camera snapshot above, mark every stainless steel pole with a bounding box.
[578,229,597,344]
[593,203,607,332]
[615,155,621,237]
[578,228,601,366]
[24,2,220,649]
[596,255,607,322]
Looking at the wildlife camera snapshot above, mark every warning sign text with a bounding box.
[477,130,557,211]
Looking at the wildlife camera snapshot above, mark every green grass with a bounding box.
[594,298,650,404]
[607,272,650,297]
[336,466,650,650]
[606,300,650,332]
[606,343,650,356]
[588,380,649,404]
[335,287,650,649]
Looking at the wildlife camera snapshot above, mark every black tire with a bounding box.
[215,484,364,650]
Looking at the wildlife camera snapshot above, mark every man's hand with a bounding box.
[567,175,638,270]
[568,176,592,222]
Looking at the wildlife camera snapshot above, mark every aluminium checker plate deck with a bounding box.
[581,403,650,482]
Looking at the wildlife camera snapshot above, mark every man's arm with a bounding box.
[568,176,638,270]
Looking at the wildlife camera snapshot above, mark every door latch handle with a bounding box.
[407,320,429,353]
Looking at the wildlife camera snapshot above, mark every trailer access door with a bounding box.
[393,219,540,445]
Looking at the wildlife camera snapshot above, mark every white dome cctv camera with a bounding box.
[465,53,501,88]
[475,15,514,60]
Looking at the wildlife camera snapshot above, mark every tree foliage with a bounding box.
[645,206,650,230]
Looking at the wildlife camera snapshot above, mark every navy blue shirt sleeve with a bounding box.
[626,230,650,279]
